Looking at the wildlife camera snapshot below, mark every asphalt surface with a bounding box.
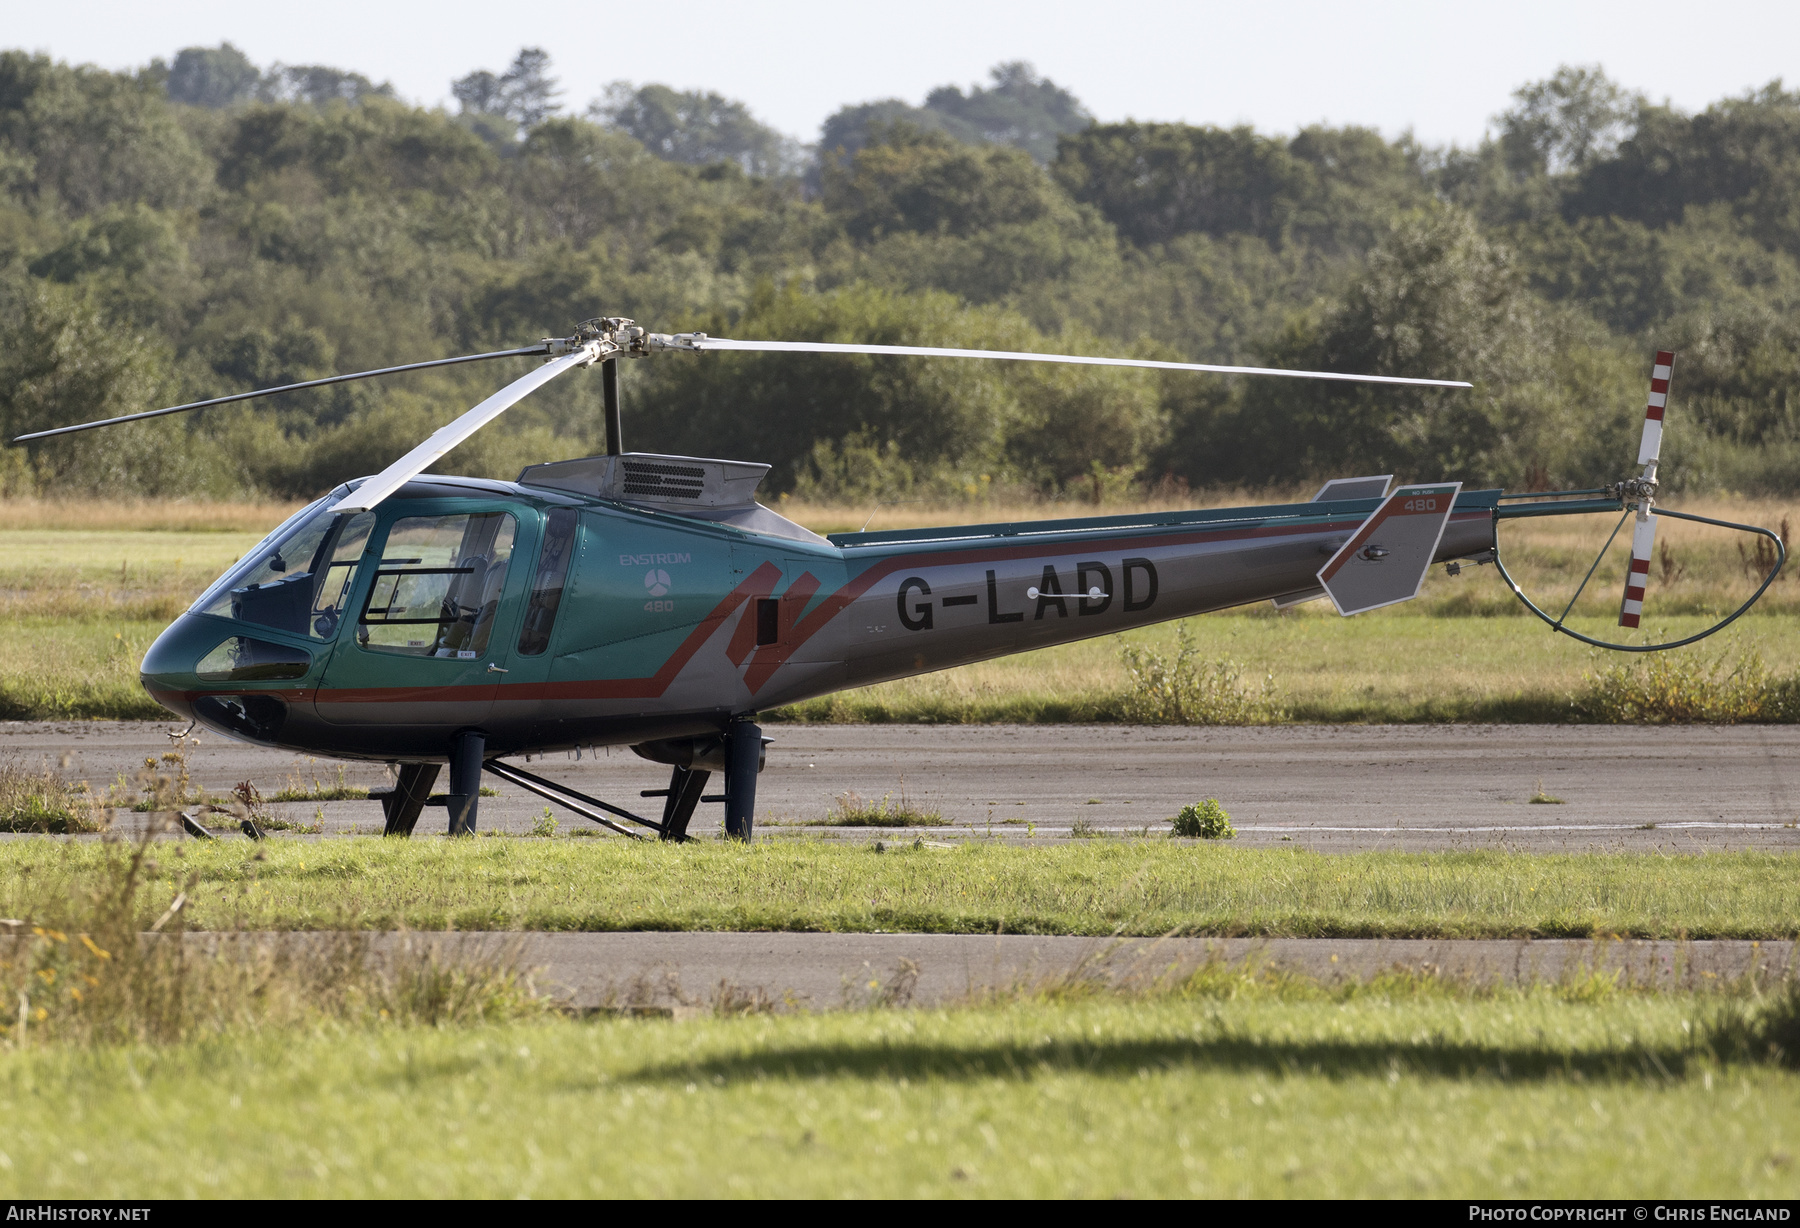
[186,933,1796,1009]
[5,719,1798,852]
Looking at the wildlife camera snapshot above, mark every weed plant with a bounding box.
[1704,979,1800,1068]
[812,787,945,827]
[0,757,103,834]
[1119,625,1286,725]
[1172,799,1235,839]
[0,827,541,1048]
[267,763,371,803]
[1580,641,1786,723]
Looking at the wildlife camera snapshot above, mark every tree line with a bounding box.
[1,46,1796,502]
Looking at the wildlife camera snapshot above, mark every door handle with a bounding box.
[487,663,509,674]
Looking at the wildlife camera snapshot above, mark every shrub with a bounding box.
[1172,798,1235,839]
[1119,624,1286,725]
[1579,643,1772,723]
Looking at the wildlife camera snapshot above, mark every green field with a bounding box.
[3,992,1795,1198]
[9,840,1800,939]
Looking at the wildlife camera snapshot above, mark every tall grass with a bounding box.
[1,812,541,1047]
[0,756,104,833]
[0,498,303,533]
[1579,641,1800,723]
[1119,624,1286,724]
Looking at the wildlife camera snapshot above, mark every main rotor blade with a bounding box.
[9,344,552,444]
[333,346,596,514]
[684,337,1473,389]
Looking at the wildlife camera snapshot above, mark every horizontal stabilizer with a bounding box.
[1318,483,1461,616]
[1272,586,1327,610]
[1310,475,1392,502]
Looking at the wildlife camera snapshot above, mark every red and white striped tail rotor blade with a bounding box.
[1619,513,1657,628]
[1637,349,1675,466]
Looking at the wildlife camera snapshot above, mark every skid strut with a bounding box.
[644,765,710,841]
[482,760,667,840]
[373,763,440,837]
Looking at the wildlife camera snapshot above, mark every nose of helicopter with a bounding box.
[139,616,305,744]
[139,615,208,720]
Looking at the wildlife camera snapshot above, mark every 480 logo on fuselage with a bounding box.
[894,558,1159,632]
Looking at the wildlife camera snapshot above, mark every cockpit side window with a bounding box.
[358,512,516,658]
[517,508,578,656]
[198,506,375,641]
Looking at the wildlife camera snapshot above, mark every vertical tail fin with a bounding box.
[1318,484,1461,616]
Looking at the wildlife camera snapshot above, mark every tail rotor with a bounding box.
[1617,350,1674,629]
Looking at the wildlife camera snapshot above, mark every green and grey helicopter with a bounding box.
[13,323,1783,841]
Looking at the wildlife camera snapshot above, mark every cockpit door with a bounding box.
[316,506,523,727]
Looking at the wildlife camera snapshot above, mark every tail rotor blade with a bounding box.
[1637,349,1675,467]
[1621,350,1673,628]
[1619,513,1657,629]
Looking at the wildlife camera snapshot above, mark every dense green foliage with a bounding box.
[3,49,1797,500]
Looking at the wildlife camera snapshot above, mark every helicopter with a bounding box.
[12,322,1784,841]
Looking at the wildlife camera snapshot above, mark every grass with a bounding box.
[803,788,946,827]
[2,989,1798,1197]
[0,823,539,1049]
[4,494,1800,722]
[4,840,1800,939]
[2,804,1798,1197]
[0,497,305,534]
[0,756,104,833]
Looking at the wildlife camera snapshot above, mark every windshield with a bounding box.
[188,494,333,615]
[197,502,375,640]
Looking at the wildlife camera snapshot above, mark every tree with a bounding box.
[1497,65,1640,179]
[165,43,261,108]
[0,52,211,214]
[1210,208,1580,487]
[1053,122,1306,247]
[820,61,1090,164]
[922,62,1091,163]
[590,83,799,176]
[452,47,561,132]
[1568,83,1800,258]
[824,125,1059,240]
[260,64,394,107]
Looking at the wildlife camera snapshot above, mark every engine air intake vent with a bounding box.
[518,452,770,508]
[620,459,707,500]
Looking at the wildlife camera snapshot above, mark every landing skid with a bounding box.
[371,723,765,842]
